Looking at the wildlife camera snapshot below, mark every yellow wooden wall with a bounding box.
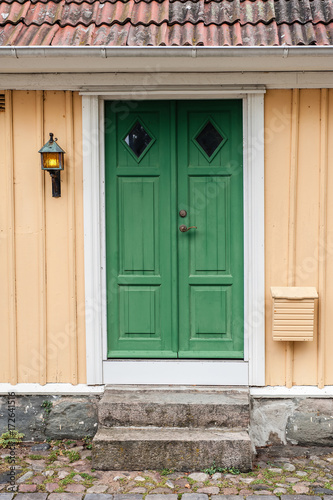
[0,89,332,386]
[265,89,333,387]
[0,91,86,384]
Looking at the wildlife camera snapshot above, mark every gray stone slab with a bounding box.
[31,443,51,451]
[114,496,143,500]
[251,484,273,491]
[181,495,208,500]
[245,497,279,500]
[0,395,99,442]
[49,494,84,500]
[17,471,34,484]
[211,496,240,500]
[84,496,113,500]
[311,488,333,495]
[0,494,14,500]
[146,496,178,500]
[0,473,10,484]
[15,495,48,500]
[281,497,321,500]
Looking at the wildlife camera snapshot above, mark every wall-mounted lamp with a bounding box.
[39,133,65,198]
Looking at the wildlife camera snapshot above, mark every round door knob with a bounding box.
[179,210,187,218]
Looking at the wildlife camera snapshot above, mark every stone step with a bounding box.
[92,426,252,471]
[98,386,250,429]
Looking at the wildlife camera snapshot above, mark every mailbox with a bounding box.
[271,287,318,341]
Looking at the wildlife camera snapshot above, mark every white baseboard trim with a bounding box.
[0,383,105,395]
[251,385,333,398]
[103,360,249,385]
[2,383,333,396]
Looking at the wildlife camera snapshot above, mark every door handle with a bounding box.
[179,225,197,232]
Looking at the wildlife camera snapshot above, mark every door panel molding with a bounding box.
[83,93,265,386]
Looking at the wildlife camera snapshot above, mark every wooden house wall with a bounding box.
[0,91,86,384]
[0,89,332,386]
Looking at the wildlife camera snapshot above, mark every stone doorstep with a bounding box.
[99,388,250,430]
[92,426,252,471]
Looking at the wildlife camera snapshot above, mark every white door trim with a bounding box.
[82,91,265,386]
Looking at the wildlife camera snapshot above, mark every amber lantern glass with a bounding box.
[42,152,61,170]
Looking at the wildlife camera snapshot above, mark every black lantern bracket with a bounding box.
[39,132,66,198]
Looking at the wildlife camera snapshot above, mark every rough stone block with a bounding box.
[49,494,84,500]
[146,495,178,500]
[45,397,98,439]
[0,395,99,441]
[114,495,143,500]
[99,388,249,429]
[0,396,48,441]
[93,427,252,472]
[211,496,240,500]
[281,497,321,500]
[85,495,113,500]
[286,403,333,446]
[246,497,279,500]
[15,495,47,500]
[182,494,208,500]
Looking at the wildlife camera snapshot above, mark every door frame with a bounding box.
[82,88,265,386]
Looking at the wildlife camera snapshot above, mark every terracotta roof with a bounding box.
[0,0,332,46]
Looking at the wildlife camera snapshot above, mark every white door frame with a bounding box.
[82,89,265,386]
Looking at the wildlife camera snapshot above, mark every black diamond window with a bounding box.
[195,121,223,158]
[125,121,152,158]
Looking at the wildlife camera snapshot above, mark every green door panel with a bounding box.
[177,101,244,358]
[105,101,177,358]
[105,100,243,359]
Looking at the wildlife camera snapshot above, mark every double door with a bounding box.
[105,100,243,358]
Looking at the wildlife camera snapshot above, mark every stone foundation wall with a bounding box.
[2,393,333,449]
[250,397,333,448]
[0,395,100,441]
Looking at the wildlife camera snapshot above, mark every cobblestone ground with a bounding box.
[2,440,333,499]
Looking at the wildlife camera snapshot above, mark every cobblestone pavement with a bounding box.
[2,440,333,499]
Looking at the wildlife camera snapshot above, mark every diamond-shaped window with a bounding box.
[124,121,153,159]
[195,120,224,159]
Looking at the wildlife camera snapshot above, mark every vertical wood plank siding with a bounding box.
[265,89,333,386]
[0,91,85,384]
[0,89,332,386]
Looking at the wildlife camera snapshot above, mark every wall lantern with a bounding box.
[39,133,65,198]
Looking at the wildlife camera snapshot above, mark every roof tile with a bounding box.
[0,0,332,46]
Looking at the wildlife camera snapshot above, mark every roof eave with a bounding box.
[0,45,333,73]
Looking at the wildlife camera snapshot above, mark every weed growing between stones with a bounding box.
[160,468,175,475]
[202,461,241,476]
[0,430,24,448]
[83,435,93,449]
[46,450,60,463]
[64,450,81,463]
[41,401,53,415]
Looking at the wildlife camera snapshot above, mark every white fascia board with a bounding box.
[1,71,333,92]
[251,386,333,398]
[0,46,333,73]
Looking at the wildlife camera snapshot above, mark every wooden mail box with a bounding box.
[271,287,318,341]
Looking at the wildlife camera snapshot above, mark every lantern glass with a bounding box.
[41,152,63,171]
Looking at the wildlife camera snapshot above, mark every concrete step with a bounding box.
[98,386,250,429]
[92,426,253,471]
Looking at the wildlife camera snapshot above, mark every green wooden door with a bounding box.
[105,100,243,359]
